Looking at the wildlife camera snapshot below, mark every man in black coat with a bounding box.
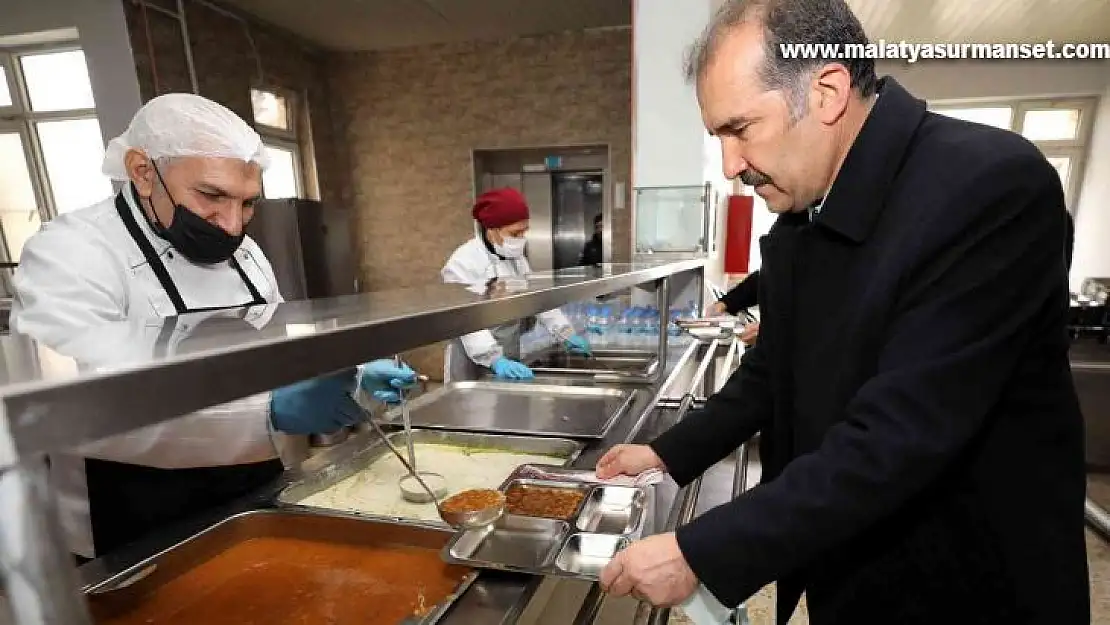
[597,0,1089,623]
[710,269,760,315]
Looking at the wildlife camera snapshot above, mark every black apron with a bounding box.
[83,192,283,558]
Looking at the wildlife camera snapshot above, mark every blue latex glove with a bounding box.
[359,359,417,404]
[270,368,362,434]
[491,357,535,380]
[564,334,592,356]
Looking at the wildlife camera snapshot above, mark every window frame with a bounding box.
[251,85,304,199]
[260,137,304,200]
[0,121,44,262]
[928,96,1098,212]
[0,42,102,222]
[0,56,17,114]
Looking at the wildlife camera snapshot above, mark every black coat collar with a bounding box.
[814,77,926,243]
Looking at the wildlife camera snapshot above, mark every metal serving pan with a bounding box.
[379,381,637,439]
[277,429,585,526]
[442,464,653,581]
[525,347,660,380]
[84,509,477,625]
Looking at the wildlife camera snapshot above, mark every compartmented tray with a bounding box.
[441,464,652,580]
[379,381,637,439]
[277,430,585,528]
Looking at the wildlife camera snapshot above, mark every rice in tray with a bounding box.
[298,443,560,522]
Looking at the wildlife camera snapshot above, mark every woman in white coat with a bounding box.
[441,187,591,381]
[10,94,413,561]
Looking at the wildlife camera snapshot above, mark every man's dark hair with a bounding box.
[594,214,603,225]
[684,0,878,122]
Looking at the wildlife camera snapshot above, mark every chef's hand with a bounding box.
[492,357,535,380]
[564,334,592,357]
[708,301,728,316]
[359,359,417,404]
[600,533,698,606]
[740,321,760,346]
[596,444,665,479]
[270,368,363,434]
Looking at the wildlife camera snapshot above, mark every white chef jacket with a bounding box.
[10,186,288,558]
[440,236,573,367]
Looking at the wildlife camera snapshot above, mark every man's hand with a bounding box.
[596,444,665,479]
[739,321,760,346]
[599,533,698,606]
[708,301,728,316]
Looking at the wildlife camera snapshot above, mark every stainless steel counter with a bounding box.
[74,339,724,625]
[0,259,707,625]
[0,260,703,465]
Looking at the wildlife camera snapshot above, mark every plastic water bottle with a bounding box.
[630,306,648,346]
[614,308,631,347]
[596,306,612,346]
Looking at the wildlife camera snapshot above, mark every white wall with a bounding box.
[632,0,710,188]
[3,0,143,146]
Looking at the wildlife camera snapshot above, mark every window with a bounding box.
[930,98,1096,210]
[0,44,112,262]
[250,87,303,199]
[930,106,1012,130]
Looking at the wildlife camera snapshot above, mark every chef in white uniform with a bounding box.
[10,93,413,561]
[440,187,592,382]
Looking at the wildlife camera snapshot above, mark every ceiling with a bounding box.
[217,0,1110,52]
[215,0,633,51]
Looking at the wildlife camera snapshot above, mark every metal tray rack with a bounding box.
[442,464,653,581]
[277,430,585,528]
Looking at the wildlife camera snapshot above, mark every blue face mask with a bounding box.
[149,163,244,264]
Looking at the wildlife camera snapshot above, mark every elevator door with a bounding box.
[551,173,603,270]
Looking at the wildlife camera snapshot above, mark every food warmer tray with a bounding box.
[83,509,477,625]
[441,464,654,581]
[525,347,660,379]
[277,429,585,526]
[378,381,637,439]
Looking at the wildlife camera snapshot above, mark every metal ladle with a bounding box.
[361,412,503,529]
[392,356,447,503]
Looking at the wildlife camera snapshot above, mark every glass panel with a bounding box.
[251,88,289,130]
[20,50,96,112]
[1022,109,1081,141]
[932,106,1013,130]
[36,118,113,214]
[0,66,11,107]
[1046,156,1071,191]
[0,132,43,260]
[634,186,706,253]
[262,144,299,199]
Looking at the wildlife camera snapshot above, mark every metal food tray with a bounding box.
[525,347,660,380]
[83,509,478,625]
[442,464,653,581]
[379,381,637,439]
[277,429,585,527]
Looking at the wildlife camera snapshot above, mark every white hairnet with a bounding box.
[102,93,270,180]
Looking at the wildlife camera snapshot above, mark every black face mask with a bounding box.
[147,164,244,264]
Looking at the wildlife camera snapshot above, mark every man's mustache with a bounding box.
[739,168,773,187]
